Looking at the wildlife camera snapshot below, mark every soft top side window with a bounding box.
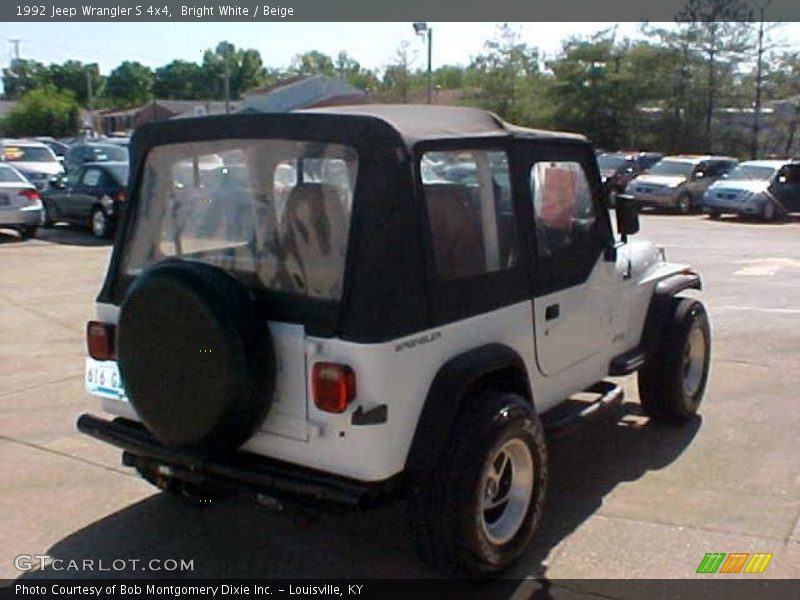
[421,149,518,280]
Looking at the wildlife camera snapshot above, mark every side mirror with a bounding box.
[615,194,640,241]
[777,175,788,185]
[692,171,705,180]
[49,175,67,190]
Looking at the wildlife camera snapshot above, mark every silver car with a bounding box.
[625,155,738,214]
[0,139,64,190]
[0,163,44,239]
[701,160,799,221]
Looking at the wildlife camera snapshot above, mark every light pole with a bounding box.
[413,22,432,104]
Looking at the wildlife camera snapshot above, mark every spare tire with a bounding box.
[117,259,275,456]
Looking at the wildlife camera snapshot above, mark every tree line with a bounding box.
[2,2,799,157]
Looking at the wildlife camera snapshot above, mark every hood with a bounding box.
[10,161,64,176]
[630,174,686,187]
[707,179,770,195]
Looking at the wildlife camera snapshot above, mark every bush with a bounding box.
[1,86,80,137]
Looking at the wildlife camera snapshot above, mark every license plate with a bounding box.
[85,358,127,401]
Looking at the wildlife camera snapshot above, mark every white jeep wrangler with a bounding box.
[79,105,710,576]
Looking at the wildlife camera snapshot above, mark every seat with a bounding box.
[424,183,486,279]
[282,183,349,298]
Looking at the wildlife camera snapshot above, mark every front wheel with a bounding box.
[408,392,548,576]
[638,298,711,422]
[762,201,776,222]
[18,226,38,240]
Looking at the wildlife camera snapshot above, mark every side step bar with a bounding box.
[541,381,624,438]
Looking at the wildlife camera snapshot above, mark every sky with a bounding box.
[0,21,797,79]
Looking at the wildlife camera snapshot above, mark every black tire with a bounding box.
[19,226,37,239]
[135,465,230,509]
[408,392,548,576]
[118,260,276,456]
[761,201,776,222]
[42,201,56,227]
[90,206,110,239]
[676,192,693,215]
[707,211,721,220]
[638,298,711,422]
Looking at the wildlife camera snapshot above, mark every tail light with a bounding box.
[312,362,356,414]
[20,188,40,202]
[87,321,116,361]
[115,190,127,202]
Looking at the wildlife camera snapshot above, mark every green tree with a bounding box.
[105,61,154,107]
[466,24,545,126]
[1,85,79,137]
[290,50,336,77]
[2,59,49,99]
[48,61,100,106]
[675,0,754,149]
[154,60,205,99]
[198,42,267,99]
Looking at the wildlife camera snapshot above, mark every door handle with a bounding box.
[545,304,560,321]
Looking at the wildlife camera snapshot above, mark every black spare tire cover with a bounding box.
[118,259,275,456]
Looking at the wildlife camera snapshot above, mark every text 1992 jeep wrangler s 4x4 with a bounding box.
[78,105,710,576]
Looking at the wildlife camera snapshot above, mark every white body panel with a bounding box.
[90,239,692,482]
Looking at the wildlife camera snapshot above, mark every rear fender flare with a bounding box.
[404,343,531,476]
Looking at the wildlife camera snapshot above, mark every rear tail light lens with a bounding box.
[87,321,116,361]
[312,362,356,414]
[115,190,127,202]
[20,188,40,202]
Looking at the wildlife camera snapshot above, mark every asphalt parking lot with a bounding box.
[0,215,798,594]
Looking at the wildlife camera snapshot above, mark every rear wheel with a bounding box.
[91,207,110,238]
[638,298,711,422]
[409,392,548,576]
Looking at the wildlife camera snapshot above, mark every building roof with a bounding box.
[243,74,367,113]
[299,104,587,146]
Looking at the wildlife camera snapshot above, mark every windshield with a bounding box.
[725,164,777,181]
[0,165,26,183]
[647,159,694,177]
[124,139,357,301]
[3,145,57,163]
[597,155,629,171]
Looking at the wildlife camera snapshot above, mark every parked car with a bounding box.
[701,160,800,221]
[34,136,70,160]
[597,151,663,195]
[625,155,738,213]
[0,139,64,190]
[42,161,128,238]
[78,105,710,577]
[64,142,129,173]
[0,163,43,239]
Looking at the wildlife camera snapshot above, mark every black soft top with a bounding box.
[299,104,587,149]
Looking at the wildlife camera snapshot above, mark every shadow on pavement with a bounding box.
[18,401,699,585]
[33,226,111,247]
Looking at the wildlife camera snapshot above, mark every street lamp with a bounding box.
[413,22,433,104]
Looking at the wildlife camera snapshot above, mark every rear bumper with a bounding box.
[77,414,398,510]
[0,206,42,227]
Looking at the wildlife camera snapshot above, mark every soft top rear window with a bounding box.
[123,139,357,301]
